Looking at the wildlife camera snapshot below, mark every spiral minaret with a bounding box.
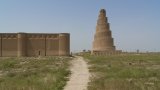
[92,9,115,55]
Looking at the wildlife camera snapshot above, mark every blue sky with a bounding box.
[0,0,160,52]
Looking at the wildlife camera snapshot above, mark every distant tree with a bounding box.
[137,49,139,53]
[83,49,86,52]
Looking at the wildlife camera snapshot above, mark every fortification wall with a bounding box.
[27,39,46,56]
[0,34,2,57]
[0,33,70,57]
[1,34,17,57]
[27,34,46,56]
[17,33,26,57]
[59,33,70,56]
[46,37,59,56]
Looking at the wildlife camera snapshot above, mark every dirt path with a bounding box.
[64,56,90,90]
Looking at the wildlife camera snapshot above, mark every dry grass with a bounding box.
[83,54,160,90]
[0,57,72,90]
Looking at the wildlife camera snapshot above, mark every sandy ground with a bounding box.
[64,56,90,90]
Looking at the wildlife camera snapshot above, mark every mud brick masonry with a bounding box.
[0,33,70,57]
[92,9,121,55]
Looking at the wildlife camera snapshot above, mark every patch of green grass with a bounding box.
[83,54,160,90]
[0,58,20,70]
[0,57,72,90]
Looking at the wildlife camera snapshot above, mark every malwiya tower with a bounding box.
[92,9,116,55]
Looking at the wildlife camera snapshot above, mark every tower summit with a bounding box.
[92,9,116,55]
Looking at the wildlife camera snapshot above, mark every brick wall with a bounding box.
[0,33,70,57]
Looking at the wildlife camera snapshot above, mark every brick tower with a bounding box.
[92,9,115,55]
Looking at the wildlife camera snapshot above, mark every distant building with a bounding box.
[0,33,70,57]
[92,9,121,55]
